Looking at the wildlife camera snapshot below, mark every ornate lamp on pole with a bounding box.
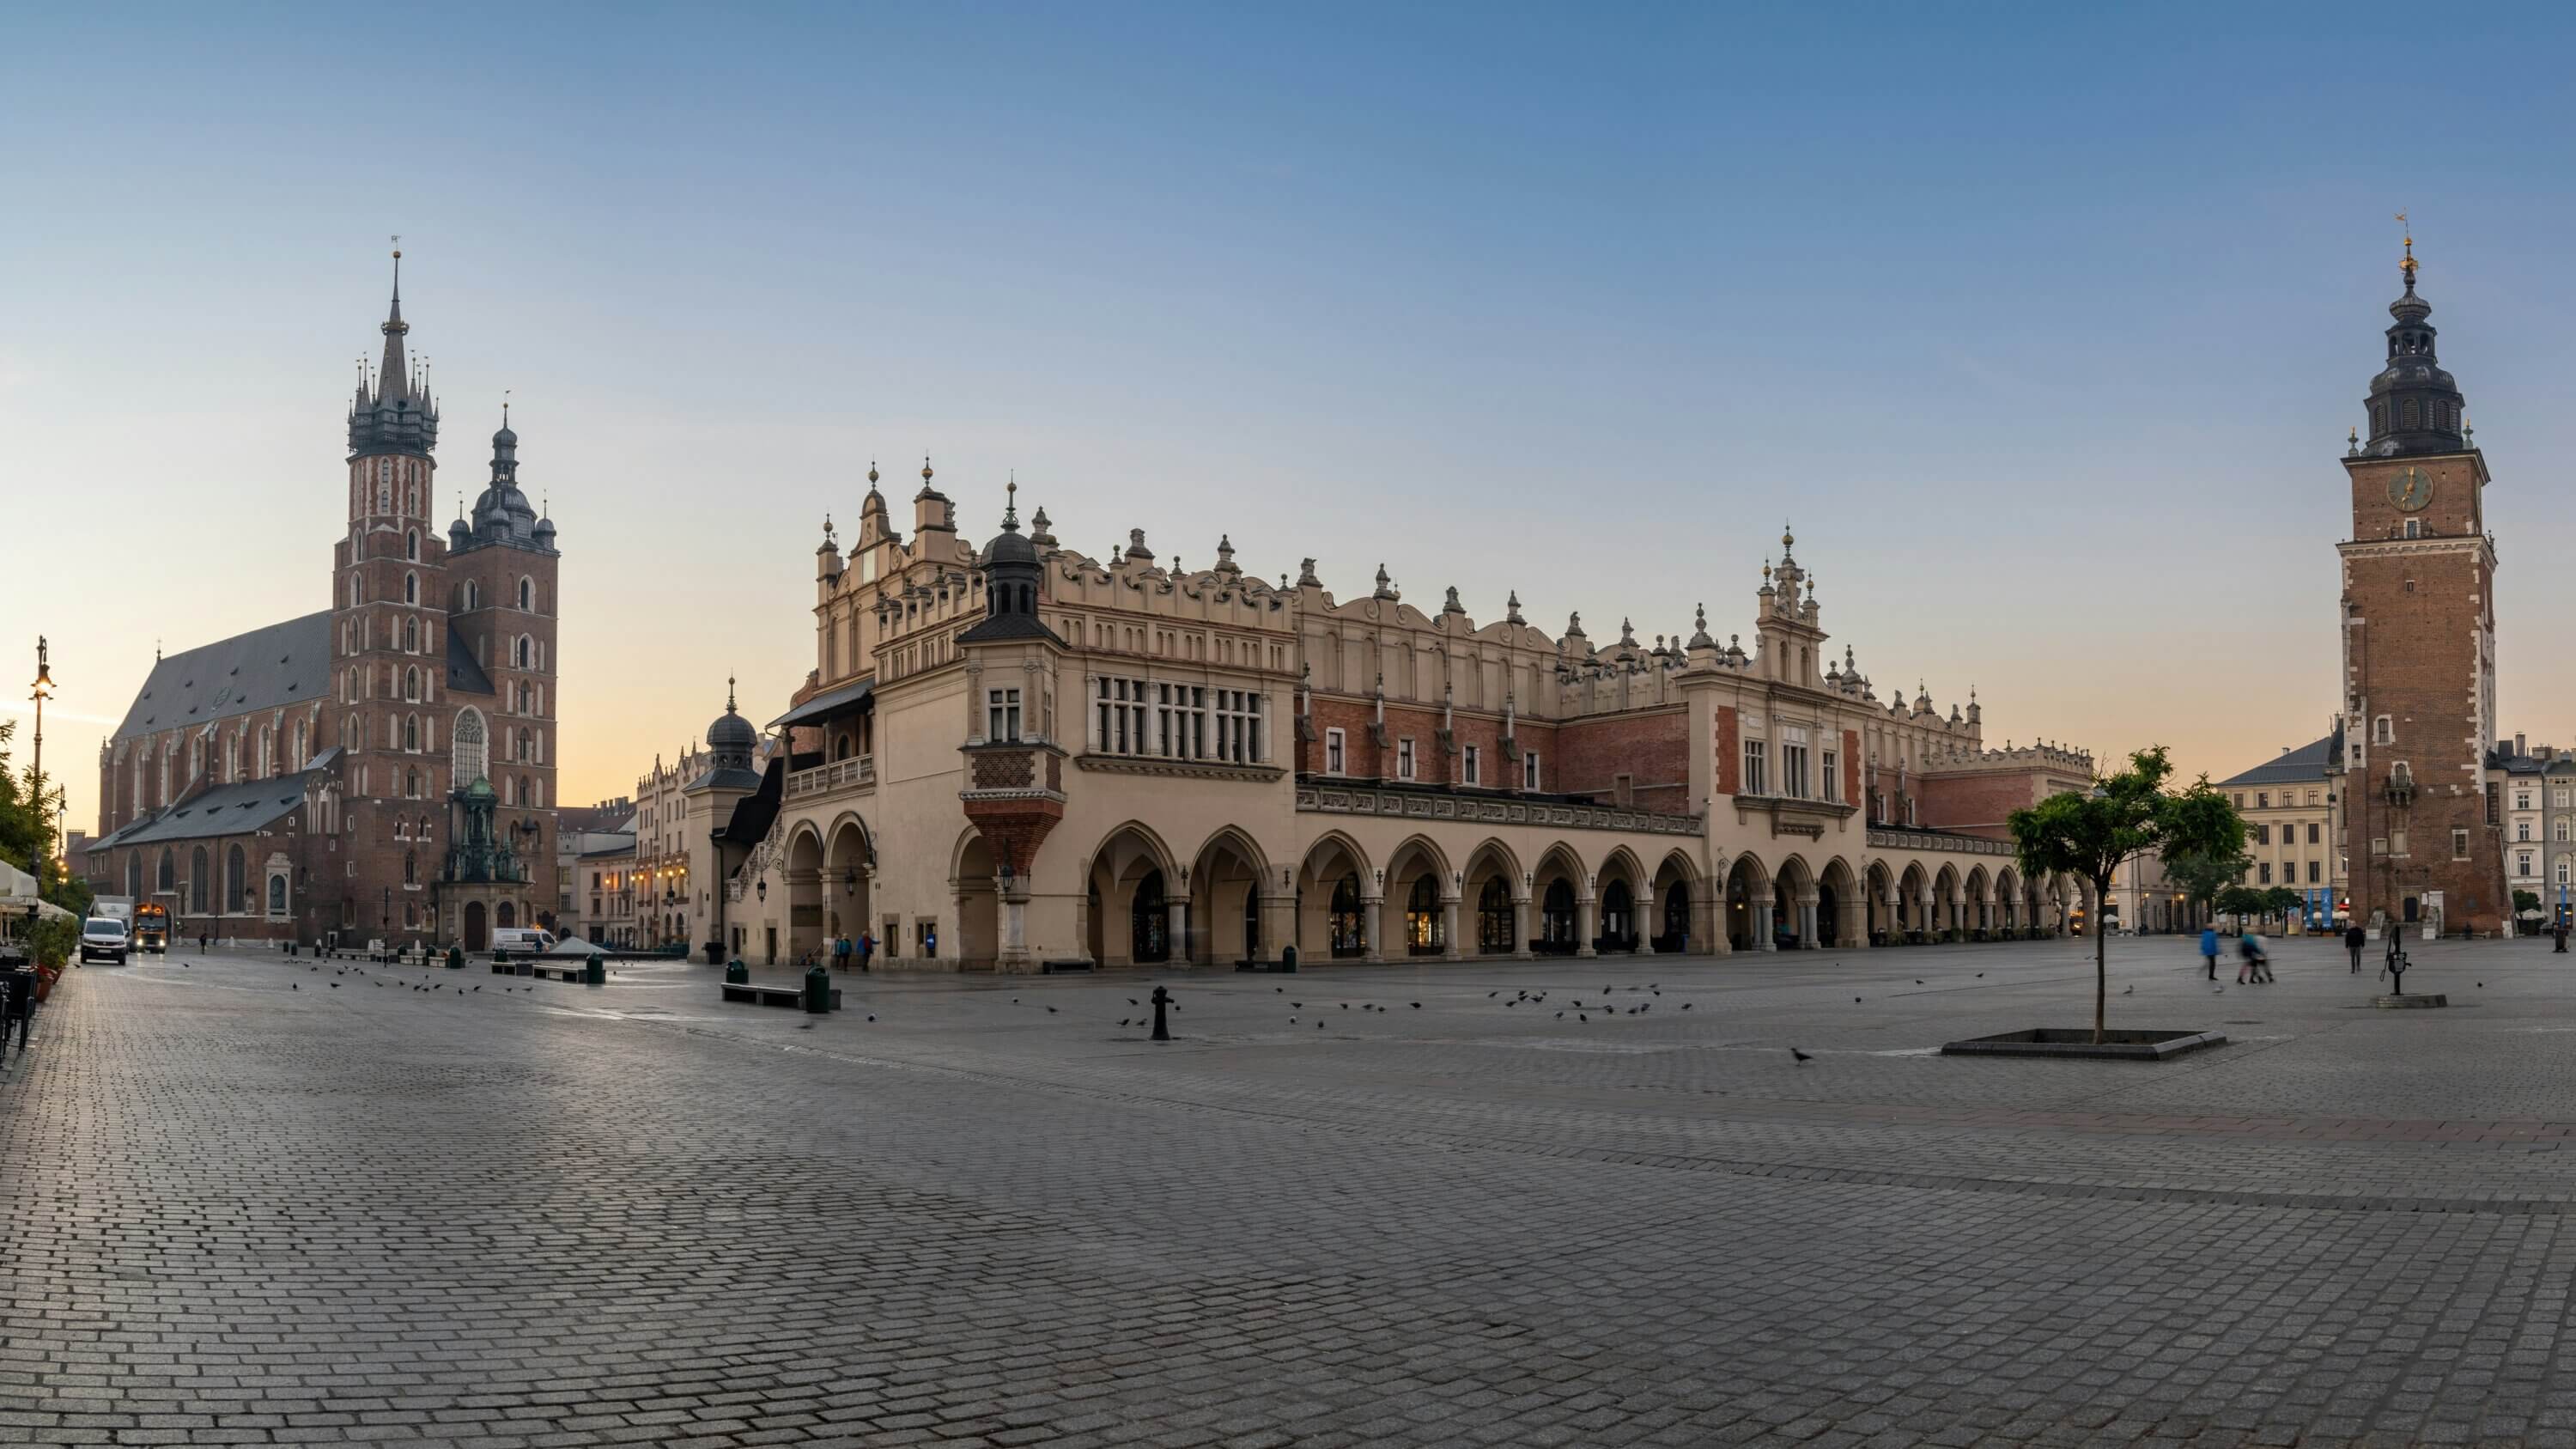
[28,636,52,880]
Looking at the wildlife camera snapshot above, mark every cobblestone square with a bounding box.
[11,936,2576,1446]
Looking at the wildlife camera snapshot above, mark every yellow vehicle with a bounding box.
[134,901,168,955]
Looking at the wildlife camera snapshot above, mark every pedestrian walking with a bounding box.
[2345,922,2366,972]
[2555,921,2569,955]
[2239,929,2272,984]
[856,931,873,972]
[2200,924,2221,981]
[832,934,850,972]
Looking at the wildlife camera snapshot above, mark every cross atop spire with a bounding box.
[726,674,738,712]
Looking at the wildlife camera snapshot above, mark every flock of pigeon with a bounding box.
[241,953,1920,1066]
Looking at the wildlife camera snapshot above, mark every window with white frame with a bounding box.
[1523,750,1541,791]
[1462,745,1480,786]
[1742,740,1767,796]
[2560,857,2572,886]
[1821,747,1838,801]
[987,687,1022,743]
[1212,689,1261,764]
[1396,738,1416,781]
[2520,852,2535,876]
[2372,715,2393,745]
[1780,727,1809,800]
[1324,728,1346,775]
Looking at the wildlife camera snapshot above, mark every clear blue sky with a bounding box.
[9,2,2576,829]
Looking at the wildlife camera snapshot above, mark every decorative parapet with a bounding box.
[1298,782,1698,836]
[787,755,875,801]
[1868,825,2016,857]
[1074,755,1282,783]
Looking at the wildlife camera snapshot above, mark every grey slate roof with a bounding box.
[2217,734,2340,788]
[769,678,872,730]
[445,627,495,697]
[113,612,331,740]
[99,768,327,848]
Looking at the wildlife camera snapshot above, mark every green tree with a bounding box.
[2009,746,2248,1044]
[2214,885,2269,922]
[2262,886,2304,927]
[2162,847,2254,919]
[0,716,84,916]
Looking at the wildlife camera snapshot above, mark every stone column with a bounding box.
[1511,894,1534,960]
[1169,896,1191,967]
[1754,900,1775,950]
[1072,882,1094,966]
[1800,898,1819,947]
[1258,890,1297,965]
[1363,893,1385,964]
[1693,883,1724,956]
[1441,894,1462,961]
[1841,892,1868,948]
[1575,892,1598,959]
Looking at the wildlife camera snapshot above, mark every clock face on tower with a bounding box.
[2390,467,2435,513]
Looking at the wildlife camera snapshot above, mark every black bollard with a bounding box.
[1150,984,1172,1042]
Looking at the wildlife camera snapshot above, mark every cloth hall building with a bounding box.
[80,259,564,949]
[673,464,2096,971]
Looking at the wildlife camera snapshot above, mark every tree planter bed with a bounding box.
[1942,1028,2227,1061]
[2372,994,2449,1009]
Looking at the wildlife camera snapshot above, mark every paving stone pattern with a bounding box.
[11,936,2576,1446]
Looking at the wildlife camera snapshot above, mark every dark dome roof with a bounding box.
[708,708,756,751]
[987,527,1038,566]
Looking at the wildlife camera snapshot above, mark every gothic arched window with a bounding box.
[190,848,208,913]
[404,572,418,605]
[226,846,246,914]
[405,530,419,562]
[156,848,174,893]
[453,707,488,787]
[518,577,533,612]
[404,714,419,751]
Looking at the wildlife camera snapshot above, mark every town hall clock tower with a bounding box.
[2336,234,2506,936]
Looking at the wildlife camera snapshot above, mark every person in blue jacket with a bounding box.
[2199,924,2220,981]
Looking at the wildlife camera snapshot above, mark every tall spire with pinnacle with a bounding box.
[2361,213,2467,457]
[379,241,410,399]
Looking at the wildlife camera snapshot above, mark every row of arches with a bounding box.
[762,810,2083,970]
[1722,852,2076,950]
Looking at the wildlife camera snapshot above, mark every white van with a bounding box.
[491,928,555,958]
[81,916,131,965]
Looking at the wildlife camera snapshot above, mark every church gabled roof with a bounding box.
[445,627,496,697]
[113,612,332,741]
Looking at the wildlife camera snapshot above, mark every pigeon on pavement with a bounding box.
[1790,1047,1814,1063]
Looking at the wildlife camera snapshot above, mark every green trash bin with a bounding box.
[802,962,832,1014]
[724,959,750,985]
[585,952,606,986]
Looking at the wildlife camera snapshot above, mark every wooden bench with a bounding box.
[720,982,841,1010]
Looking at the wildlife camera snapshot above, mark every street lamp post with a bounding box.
[28,636,52,880]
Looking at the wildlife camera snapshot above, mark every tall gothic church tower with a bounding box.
[2337,234,2505,935]
[332,249,448,814]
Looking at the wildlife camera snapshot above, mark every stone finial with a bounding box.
[1442,585,1465,614]
[1618,617,1637,648]
[1689,603,1714,649]
[1126,527,1153,561]
[1030,506,1055,547]
[1297,557,1321,587]
[1215,533,1239,574]
[1565,610,1586,639]
[1373,563,1397,600]
[1506,590,1524,624]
